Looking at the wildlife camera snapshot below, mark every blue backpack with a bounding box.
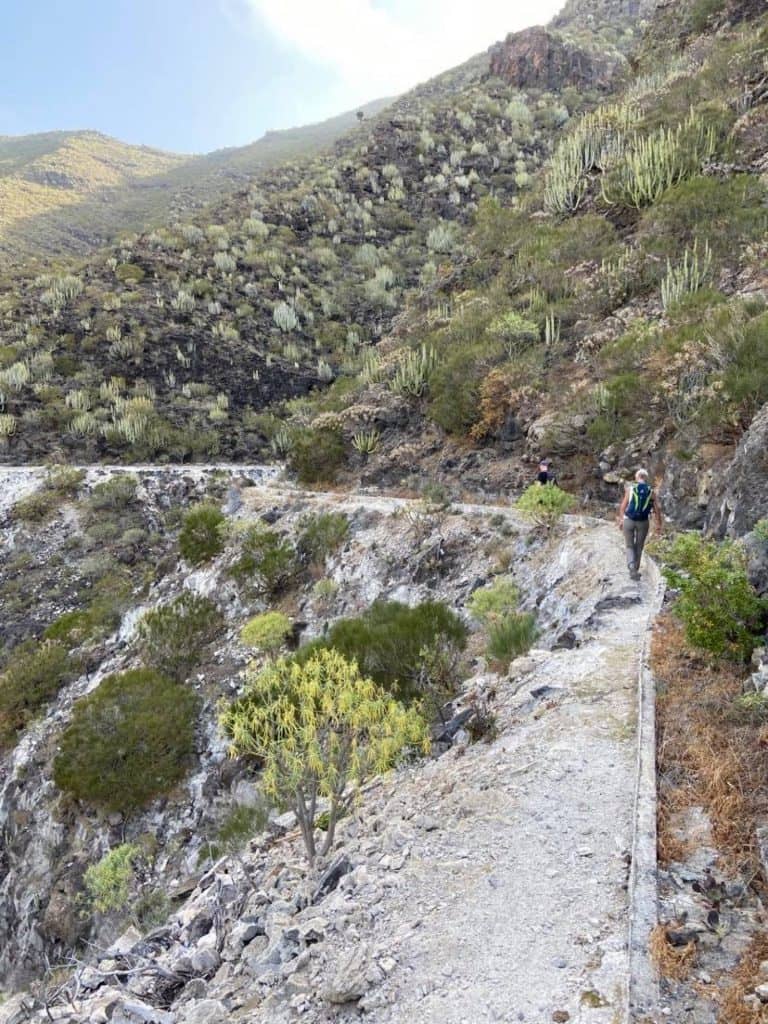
[626,482,653,521]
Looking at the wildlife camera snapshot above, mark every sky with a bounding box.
[2,0,565,155]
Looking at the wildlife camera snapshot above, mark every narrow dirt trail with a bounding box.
[263,517,663,1024]
[0,467,662,1023]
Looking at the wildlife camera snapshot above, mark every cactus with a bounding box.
[543,102,641,215]
[273,302,299,333]
[70,412,99,437]
[40,274,83,309]
[213,252,236,274]
[427,223,455,254]
[661,239,713,311]
[351,429,380,455]
[0,362,31,392]
[65,389,91,412]
[389,345,438,398]
[0,414,16,438]
[601,109,717,209]
[171,290,195,313]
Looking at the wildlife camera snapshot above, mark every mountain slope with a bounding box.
[0,99,391,263]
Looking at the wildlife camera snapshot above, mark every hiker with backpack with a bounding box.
[617,469,662,580]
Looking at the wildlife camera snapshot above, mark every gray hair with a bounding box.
[635,468,649,481]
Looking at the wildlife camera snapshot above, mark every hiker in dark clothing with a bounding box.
[617,469,662,580]
[537,459,556,485]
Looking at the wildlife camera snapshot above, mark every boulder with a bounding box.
[323,945,374,1004]
[177,1000,228,1024]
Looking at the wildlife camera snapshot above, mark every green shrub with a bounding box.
[515,483,576,527]
[720,310,768,423]
[179,503,225,565]
[487,612,538,665]
[229,523,298,597]
[296,600,468,703]
[297,511,349,566]
[467,578,519,624]
[84,844,138,914]
[0,641,75,747]
[637,175,767,263]
[240,611,292,654]
[137,592,224,681]
[287,426,346,484]
[115,263,146,284]
[659,533,766,661]
[86,475,138,511]
[53,668,198,812]
[43,573,133,648]
[428,350,485,435]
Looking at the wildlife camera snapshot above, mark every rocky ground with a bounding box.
[1,473,665,1024]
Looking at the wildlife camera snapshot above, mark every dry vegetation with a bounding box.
[653,615,768,876]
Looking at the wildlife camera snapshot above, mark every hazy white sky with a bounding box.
[245,0,565,106]
[5,0,566,153]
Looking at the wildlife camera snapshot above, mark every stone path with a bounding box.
[304,520,664,1024]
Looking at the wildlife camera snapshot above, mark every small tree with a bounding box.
[516,482,575,528]
[221,649,429,863]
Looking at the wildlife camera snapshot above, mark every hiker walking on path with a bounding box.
[536,459,557,485]
[617,469,662,580]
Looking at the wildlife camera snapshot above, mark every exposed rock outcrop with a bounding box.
[488,27,623,91]
[706,402,768,537]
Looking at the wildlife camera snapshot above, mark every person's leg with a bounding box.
[634,519,650,573]
[622,518,637,574]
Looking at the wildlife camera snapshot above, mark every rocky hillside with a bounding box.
[0,464,660,1022]
[0,100,389,264]
[0,0,765,545]
[0,0,654,467]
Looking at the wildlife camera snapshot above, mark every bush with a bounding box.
[515,483,576,527]
[179,503,225,565]
[240,611,292,654]
[53,668,198,811]
[86,475,138,511]
[228,523,298,597]
[297,511,349,567]
[659,533,766,661]
[84,844,138,914]
[637,175,767,263]
[287,426,346,484]
[296,600,467,703]
[137,592,224,681]
[0,641,75,747]
[221,649,428,861]
[467,578,519,624]
[487,612,538,666]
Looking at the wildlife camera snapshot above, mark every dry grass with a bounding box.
[649,922,697,980]
[652,615,768,878]
[715,933,768,1023]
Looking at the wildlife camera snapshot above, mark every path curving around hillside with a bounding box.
[0,467,663,1023]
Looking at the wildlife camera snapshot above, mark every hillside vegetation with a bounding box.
[0,0,765,533]
[0,99,389,263]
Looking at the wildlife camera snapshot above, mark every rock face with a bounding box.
[488,27,622,91]
[707,402,768,537]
